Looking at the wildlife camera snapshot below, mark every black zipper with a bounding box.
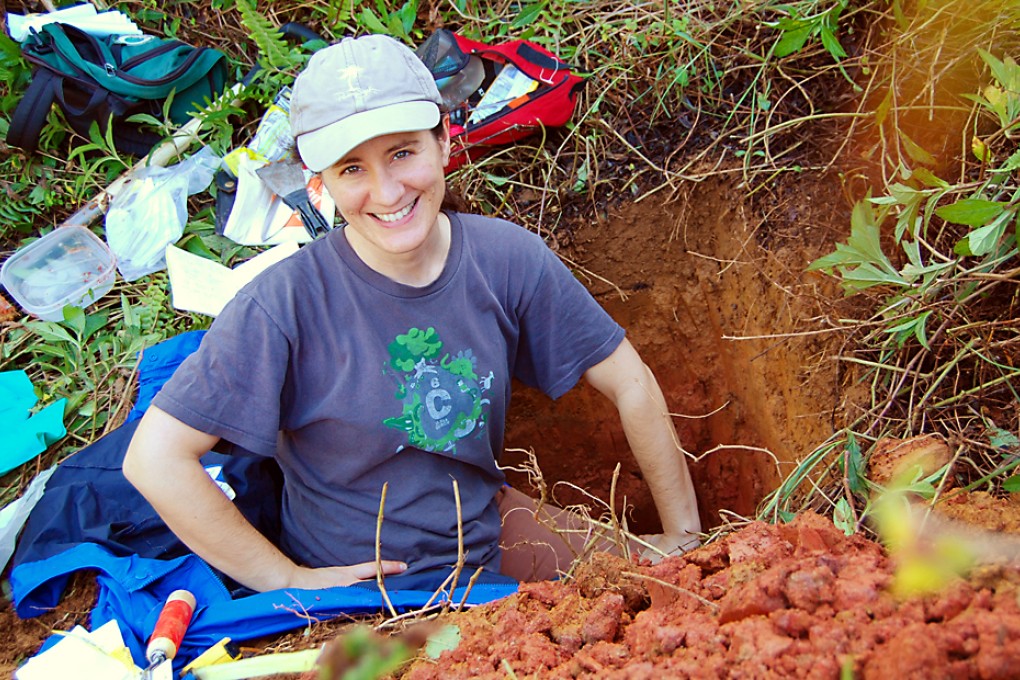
[116,48,207,87]
[465,78,566,129]
[44,26,105,82]
[119,40,184,71]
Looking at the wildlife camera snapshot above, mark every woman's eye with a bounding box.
[340,165,361,175]
[394,149,411,160]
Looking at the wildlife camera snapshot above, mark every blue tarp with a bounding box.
[13,541,516,672]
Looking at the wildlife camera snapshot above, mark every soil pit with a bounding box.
[399,512,1020,679]
[505,171,847,532]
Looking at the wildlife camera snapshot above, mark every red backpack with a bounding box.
[416,29,587,171]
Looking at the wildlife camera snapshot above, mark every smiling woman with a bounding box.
[122,33,701,596]
[292,36,454,286]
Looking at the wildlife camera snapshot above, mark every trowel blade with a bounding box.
[255,160,308,209]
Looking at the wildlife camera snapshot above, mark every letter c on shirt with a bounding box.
[426,389,453,420]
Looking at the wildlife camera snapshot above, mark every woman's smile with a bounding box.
[373,198,418,224]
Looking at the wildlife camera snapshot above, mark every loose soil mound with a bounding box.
[402,513,1020,679]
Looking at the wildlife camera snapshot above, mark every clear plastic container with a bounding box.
[435,55,485,109]
[0,226,116,321]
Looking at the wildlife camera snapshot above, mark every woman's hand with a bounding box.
[638,532,701,563]
[286,560,409,590]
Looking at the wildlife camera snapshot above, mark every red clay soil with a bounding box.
[0,572,98,676]
[401,512,1020,679]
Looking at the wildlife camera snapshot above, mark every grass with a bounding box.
[759,0,1020,536]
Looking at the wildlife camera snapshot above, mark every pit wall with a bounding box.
[504,174,845,532]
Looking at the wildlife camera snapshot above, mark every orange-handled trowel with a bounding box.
[142,590,196,679]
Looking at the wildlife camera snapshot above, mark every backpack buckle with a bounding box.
[105,63,117,76]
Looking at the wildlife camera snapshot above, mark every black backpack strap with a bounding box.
[52,78,111,119]
[515,43,572,72]
[6,69,61,154]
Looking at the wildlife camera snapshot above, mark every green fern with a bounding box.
[0,32,32,115]
[236,0,294,70]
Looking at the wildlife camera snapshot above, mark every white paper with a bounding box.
[0,466,56,574]
[468,64,539,123]
[152,659,173,680]
[8,5,142,42]
[221,155,335,246]
[15,620,138,680]
[165,242,299,317]
[204,465,237,501]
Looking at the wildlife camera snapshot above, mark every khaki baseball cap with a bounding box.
[290,34,443,172]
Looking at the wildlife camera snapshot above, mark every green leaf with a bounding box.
[777,509,797,523]
[875,88,893,127]
[833,497,855,536]
[482,172,510,187]
[25,321,78,346]
[809,199,912,292]
[398,0,418,34]
[236,0,293,69]
[954,209,1014,257]
[977,48,1020,92]
[910,167,949,189]
[512,2,547,29]
[82,310,110,344]
[809,201,893,273]
[359,9,389,34]
[1000,148,1020,173]
[425,624,462,659]
[936,198,1006,227]
[966,223,1003,257]
[913,309,930,348]
[180,233,218,259]
[573,158,589,193]
[988,427,1020,450]
[773,23,811,58]
[841,262,908,291]
[1004,476,1020,493]
[124,113,164,128]
[386,13,407,39]
[121,295,138,330]
[898,129,936,166]
[843,433,867,496]
[884,310,932,349]
[818,25,846,60]
[62,306,87,335]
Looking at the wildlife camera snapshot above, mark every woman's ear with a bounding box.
[439,114,452,166]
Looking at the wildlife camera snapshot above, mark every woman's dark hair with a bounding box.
[433,114,469,214]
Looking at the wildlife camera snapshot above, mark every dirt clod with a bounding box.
[403,513,1020,679]
[869,434,953,490]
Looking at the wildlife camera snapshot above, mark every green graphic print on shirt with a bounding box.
[382,327,493,453]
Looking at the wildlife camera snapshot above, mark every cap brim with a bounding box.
[297,101,441,173]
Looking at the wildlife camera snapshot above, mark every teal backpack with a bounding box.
[7,23,228,155]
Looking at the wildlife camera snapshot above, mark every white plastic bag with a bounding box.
[105,147,220,281]
[0,466,55,574]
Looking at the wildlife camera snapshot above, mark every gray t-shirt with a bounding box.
[154,212,624,576]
